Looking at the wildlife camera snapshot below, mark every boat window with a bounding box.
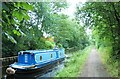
[40,56,42,61]
[60,52,62,56]
[51,54,52,58]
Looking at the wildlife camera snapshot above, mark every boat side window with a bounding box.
[60,52,61,56]
[51,54,52,58]
[40,56,42,61]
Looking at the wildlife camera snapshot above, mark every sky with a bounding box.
[62,0,86,18]
[62,0,92,36]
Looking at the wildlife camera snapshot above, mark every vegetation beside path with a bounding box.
[56,46,92,77]
[98,47,118,77]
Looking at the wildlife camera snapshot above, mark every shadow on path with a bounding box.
[80,48,110,77]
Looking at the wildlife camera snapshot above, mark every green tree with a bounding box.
[76,2,119,59]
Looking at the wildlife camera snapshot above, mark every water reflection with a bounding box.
[2,62,64,79]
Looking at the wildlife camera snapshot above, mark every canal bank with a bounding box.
[56,46,92,77]
[0,56,17,79]
[0,56,17,67]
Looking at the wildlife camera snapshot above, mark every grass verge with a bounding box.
[55,46,92,77]
[98,46,118,77]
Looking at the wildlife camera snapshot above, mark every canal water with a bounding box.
[1,61,64,79]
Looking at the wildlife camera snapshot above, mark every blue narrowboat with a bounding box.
[6,48,65,74]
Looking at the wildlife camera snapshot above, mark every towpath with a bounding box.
[80,48,110,77]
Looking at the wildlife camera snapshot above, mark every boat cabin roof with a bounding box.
[19,49,58,54]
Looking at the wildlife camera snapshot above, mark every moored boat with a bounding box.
[6,48,65,74]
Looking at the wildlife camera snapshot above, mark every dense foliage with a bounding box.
[2,2,34,56]
[2,2,89,57]
[76,2,119,60]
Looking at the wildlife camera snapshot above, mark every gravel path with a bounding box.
[80,48,110,77]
